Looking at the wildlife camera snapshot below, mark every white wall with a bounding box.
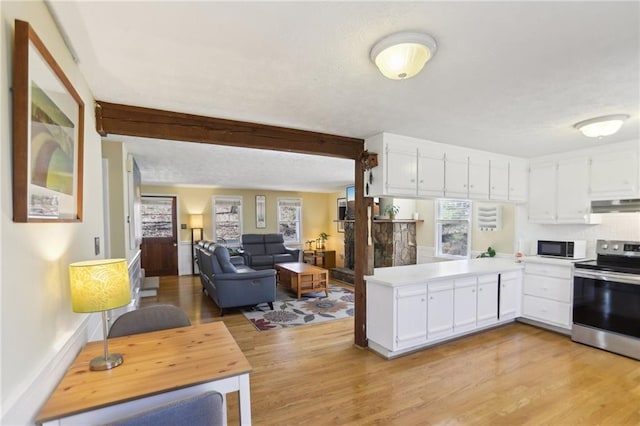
[1,2,105,423]
[515,205,640,257]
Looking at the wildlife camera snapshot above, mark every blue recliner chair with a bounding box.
[199,245,276,316]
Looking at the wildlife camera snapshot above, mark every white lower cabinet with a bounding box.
[427,280,454,339]
[366,267,522,358]
[395,285,428,349]
[454,277,477,332]
[521,261,572,330]
[477,274,498,326]
[499,271,521,320]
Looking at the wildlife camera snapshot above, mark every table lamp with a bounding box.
[69,258,131,371]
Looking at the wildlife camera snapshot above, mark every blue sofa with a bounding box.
[195,241,275,316]
[241,234,300,270]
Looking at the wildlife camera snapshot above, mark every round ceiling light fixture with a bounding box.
[370,31,438,80]
[574,114,630,138]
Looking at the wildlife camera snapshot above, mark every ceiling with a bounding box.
[47,1,639,192]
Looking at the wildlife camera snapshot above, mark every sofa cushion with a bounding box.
[263,234,285,244]
[250,254,273,266]
[213,246,237,273]
[273,253,296,264]
[266,242,286,255]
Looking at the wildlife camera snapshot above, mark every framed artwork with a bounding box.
[337,197,346,232]
[12,20,85,222]
[256,195,266,228]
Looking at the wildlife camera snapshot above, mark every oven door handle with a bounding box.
[574,269,640,286]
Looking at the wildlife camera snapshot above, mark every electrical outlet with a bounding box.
[94,237,100,255]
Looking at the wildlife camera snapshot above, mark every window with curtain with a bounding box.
[213,196,243,246]
[435,199,472,258]
[277,198,302,243]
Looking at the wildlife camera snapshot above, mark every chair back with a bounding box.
[108,304,191,338]
[213,246,237,273]
[105,391,223,426]
[241,234,267,255]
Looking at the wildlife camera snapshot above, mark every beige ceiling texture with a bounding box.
[48,1,639,192]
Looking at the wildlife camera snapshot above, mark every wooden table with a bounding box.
[275,262,329,298]
[35,321,252,425]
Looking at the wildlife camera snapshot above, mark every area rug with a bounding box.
[242,285,354,331]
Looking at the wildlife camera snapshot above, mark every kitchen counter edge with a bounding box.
[364,258,523,287]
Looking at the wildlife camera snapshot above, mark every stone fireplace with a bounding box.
[333,220,418,284]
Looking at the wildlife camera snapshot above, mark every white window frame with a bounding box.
[435,198,472,259]
[277,197,302,244]
[212,196,243,247]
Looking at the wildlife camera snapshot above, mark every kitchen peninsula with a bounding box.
[365,258,523,358]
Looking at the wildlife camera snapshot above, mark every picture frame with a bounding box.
[337,197,346,233]
[12,20,84,222]
[256,195,266,228]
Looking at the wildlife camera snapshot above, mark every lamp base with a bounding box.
[90,353,124,371]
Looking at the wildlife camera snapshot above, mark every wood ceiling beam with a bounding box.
[95,100,370,348]
[95,101,364,160]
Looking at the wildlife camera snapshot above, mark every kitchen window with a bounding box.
[213,196,243,246]
[435,199,472,258]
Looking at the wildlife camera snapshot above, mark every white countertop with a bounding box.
[522,255,593,265]
[364,258,524,287]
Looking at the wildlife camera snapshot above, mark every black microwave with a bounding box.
[537,240,587,259]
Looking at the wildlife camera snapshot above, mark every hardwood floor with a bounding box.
[142,275,640,425]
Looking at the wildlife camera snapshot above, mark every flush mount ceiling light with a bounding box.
[370,31,437,80]
[574,114,630,138]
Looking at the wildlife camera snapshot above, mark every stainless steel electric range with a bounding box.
[573,240,640,360]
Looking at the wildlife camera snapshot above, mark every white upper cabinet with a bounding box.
[468,154,490,200]
[529,157,600,224]
[417,147,446,198]
[528,162,557,222]
[589,141,639,200]
[556,157,592,223]
[508,159,528,202]
[364,132,526,202]
[489,157,509,201]
[385,141,418,196]
[444,151,469,199]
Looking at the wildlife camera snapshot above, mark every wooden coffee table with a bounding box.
[275,262,329,298]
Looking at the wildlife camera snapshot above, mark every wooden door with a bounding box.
[140,196,178,277]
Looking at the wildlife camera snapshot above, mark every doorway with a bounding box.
[140,196,178,276]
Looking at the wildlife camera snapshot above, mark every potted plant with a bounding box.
[477,246,496,258]
[318,232,329,249]
[384,205,400,220]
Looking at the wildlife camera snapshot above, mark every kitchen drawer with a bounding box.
[522,295,571,328]
[428,279,454,292]
[523,274,571,302]
[454,276,477,288]
[524,262,572,279]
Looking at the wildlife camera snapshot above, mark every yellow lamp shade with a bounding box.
[69,259,131,313]
[189,214,204,229]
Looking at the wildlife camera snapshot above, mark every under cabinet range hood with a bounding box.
[591,199,640,213]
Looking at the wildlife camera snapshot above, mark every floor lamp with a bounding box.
[189,214,204,275]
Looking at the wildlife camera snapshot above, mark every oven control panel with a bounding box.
[597,239,640,257]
